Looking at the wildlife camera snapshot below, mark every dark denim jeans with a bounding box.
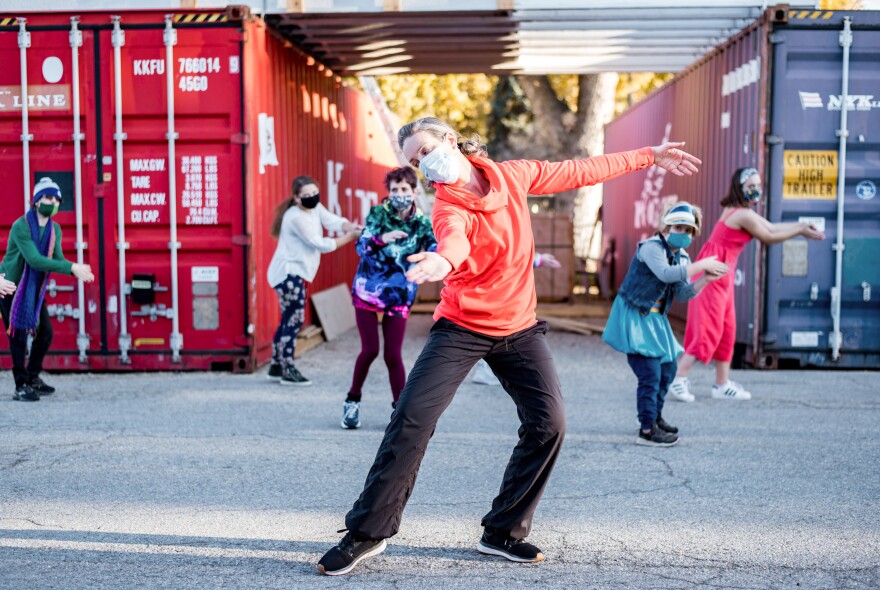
[626,354,677,431]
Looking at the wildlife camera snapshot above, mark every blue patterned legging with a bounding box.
[272,274,306,367]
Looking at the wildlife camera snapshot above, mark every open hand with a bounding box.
[651,142,701,177]
[800,223,825,241]
[381,230,409,244]
[406,251,452,284]
[0,273,16,296]
[72,263,95,283]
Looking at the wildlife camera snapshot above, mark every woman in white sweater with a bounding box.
[267,175,362,385]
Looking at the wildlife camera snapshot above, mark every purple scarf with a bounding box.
[8,209,55,336]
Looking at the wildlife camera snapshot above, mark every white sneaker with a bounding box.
[667,377,695,403]
[711,381,752,400]
[471,359,500,386]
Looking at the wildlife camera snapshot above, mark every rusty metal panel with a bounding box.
[603,16,768,364]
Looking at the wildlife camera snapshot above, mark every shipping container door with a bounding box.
[766,15,880,366]
[103,22,245,368]
[0,24,102,368]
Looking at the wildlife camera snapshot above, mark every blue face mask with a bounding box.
[666,232,692,250]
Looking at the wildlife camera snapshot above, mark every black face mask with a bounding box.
[299,193,320,209]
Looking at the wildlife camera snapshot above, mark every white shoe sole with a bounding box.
[477,541,544,563]
[668,393,695,403]
[635,436,679,447]
[265,375,281,381]
[279,380,311,387]
[711,392,751,400]
[317,539,387,576]
[340,421,361,429]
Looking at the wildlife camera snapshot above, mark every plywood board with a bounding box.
[310,283,356,341]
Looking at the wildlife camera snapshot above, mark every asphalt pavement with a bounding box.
[1,313,877,589]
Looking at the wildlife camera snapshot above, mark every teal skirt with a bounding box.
[602,296,683,364]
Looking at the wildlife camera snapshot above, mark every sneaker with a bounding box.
[341,400,361,429]
[317,532,387,576]
[711,381,752,400]
[266,363,283,380]
[471,359,499,386]
[668,377,695,403]
[13,384,40,402]
[29,377,55,396]
[280,366,311,386]
[477,528,544,563]
[636,424,679,447]
[655,416,678,434]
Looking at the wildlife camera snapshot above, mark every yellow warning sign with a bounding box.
[783,150,837,200]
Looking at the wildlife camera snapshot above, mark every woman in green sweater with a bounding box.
[0,177,94,401]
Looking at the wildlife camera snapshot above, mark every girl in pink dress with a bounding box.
[668,167,825,402]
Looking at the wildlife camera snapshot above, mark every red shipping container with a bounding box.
[0,7,398,372]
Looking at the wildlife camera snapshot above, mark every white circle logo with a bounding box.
[734,268,744,287]
[42,57,64,83]
[856,180,876,201]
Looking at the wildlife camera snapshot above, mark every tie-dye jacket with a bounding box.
[351,200,437,318]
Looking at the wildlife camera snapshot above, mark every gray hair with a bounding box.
[397,116,488,158]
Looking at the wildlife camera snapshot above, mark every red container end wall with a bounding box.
[602,15,770,364]
[0,8,398,372]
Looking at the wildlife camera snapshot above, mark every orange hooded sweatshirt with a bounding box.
[432,147,654,336]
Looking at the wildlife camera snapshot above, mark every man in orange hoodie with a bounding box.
[318,117,701,576]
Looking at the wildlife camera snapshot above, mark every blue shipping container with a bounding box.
[603,7,880,369]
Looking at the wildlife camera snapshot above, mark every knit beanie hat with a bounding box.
[33,177,62,204]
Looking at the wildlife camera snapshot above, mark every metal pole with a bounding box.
[18,18,32,214]
[70,17,89,363]
[112,16,131,363]
[164,15,183,362]
[831,17,852,362]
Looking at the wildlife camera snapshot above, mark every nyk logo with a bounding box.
[799,91,880,111]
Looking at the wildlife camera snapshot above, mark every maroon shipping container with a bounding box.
[0,7,397,372]
[603,7,880,369]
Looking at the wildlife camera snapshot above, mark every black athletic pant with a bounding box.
[345,317,566,541]
[0,296,53,388]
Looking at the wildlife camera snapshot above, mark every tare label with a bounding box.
[128,157,168,224]
[191,266,219,282]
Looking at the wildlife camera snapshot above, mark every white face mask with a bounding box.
[419,144,460,184]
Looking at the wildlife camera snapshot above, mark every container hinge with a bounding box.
[769,33,786,44]
[765,134,783,146]
[232,234,251,246]
[71,132,85,141]
[760,332,777,345]
[117,241,130,250]
[113,132,128,141]
[231,132,249,145]
[166,131,179,141]
[226,5,251,22]
[836,128,849,138]
[832,241,845,252]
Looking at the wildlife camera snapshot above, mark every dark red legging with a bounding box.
[349,307,408,403]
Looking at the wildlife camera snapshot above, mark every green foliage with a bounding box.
[373,74,497,140]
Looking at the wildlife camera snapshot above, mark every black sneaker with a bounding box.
[655,416,678,434]
[636,424,679,447]
[30,377,55,396]
[317,532,387,576]
[266,363,283,380]
[477,528,544,563]
[280,366,311,386]
[13,384,40,402]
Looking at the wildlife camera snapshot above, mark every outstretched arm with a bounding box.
[734,209,825,245]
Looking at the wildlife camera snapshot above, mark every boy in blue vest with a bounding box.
[602,202,727,446]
